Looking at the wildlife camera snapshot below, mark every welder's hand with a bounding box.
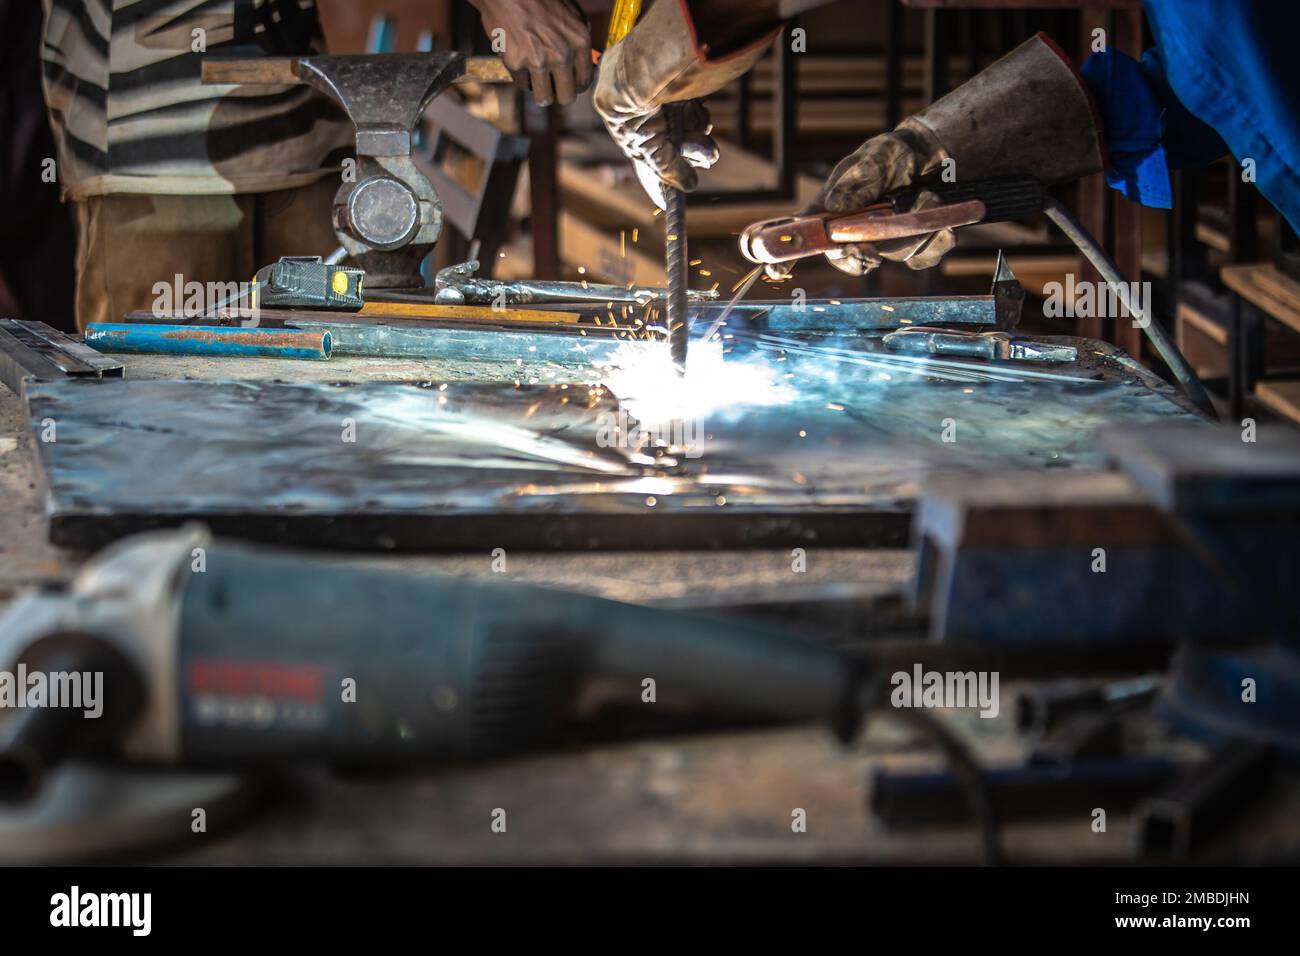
[593,0,773,209]
[775,131,956,279]
[595,92,720,210]
[470,0,593,106]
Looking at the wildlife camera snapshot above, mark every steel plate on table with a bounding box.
[25,338,1200,552]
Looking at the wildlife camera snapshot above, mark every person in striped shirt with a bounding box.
[40,0,592,330]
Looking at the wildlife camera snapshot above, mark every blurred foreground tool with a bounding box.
[432,260,719,306]
[871,758,1179,827]
[252,256,364,312]
[0,528,866,803]
[911,424,1300,645]
[86,324,333,360]
[1134,742,1276,859]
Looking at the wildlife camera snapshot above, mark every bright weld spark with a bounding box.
[596,337,794,434]
[729,272,755,293]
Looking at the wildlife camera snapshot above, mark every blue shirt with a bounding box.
[1080,0,1300,234]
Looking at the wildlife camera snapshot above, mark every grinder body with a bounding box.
[0,530,857,791]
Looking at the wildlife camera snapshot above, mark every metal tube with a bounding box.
[86,324,333,360]
[1043,197,1217,419]
[871,758,1178,827]
[1134,742,1276,859]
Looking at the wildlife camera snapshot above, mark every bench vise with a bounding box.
[202,53,511,289]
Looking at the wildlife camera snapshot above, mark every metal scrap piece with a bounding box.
[433,260,719,306]
[0,319,124,395]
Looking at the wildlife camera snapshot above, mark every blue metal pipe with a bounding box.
[85,324,332,361]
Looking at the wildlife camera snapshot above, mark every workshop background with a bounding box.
[0,0,1298,872]
[352,0,1300,424]
[5,0,1299,418]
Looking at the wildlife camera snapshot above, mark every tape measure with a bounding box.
[252,256,365,312]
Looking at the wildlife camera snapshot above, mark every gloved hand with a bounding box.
[594,0,776,209]
[795,128,957,278]
[598,96,720,210]
[773,33,1107,279]
[470,0,593,106]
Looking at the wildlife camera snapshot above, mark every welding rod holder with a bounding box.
[741,175,1044,265]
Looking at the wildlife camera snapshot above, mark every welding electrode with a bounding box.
[602,0,690,372]
[663,104,690,374]
[0,529,866,801]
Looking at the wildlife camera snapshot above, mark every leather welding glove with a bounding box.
[594,0,779,209]
[782,33,1107,278]
[469,0,593,106]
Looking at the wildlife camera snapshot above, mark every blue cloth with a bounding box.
[1080,0,1300,233]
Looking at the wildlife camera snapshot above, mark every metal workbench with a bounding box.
[1,350,1296,865]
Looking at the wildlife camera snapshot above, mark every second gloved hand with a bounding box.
[768,34,1107,280]
[795,127,957,278]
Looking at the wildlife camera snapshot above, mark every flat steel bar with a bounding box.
[9,320,124,377]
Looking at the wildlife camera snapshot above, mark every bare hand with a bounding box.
[470,0,593,106]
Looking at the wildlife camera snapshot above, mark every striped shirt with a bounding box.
[41,0,353,199]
